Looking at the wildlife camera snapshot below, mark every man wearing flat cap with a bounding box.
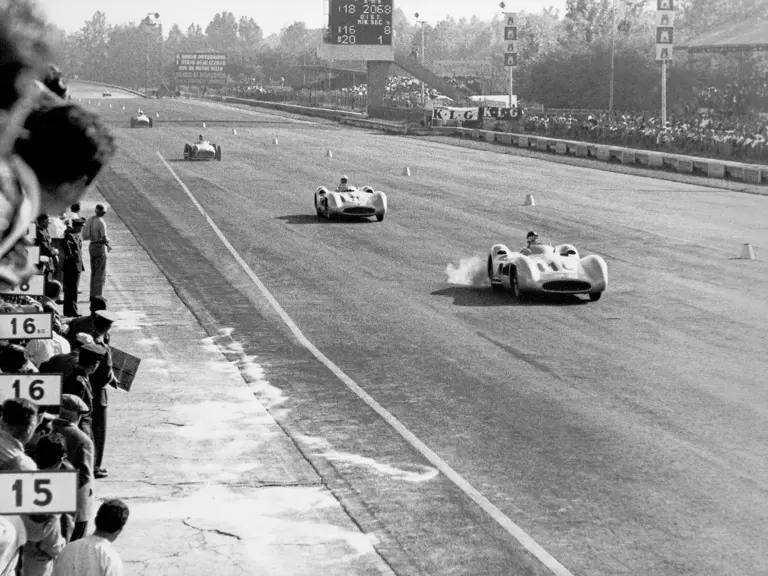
[39,332,94,382]
[62,217,86,318]
[65,297,110,349]
[51,394,95,541]
[88,310,118,479]
[61,342,105,442]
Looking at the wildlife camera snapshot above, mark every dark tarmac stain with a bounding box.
[476,331,561,379]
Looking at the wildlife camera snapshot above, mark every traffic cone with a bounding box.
[402,166,411,176]
[203,122,206,128]
[108,103,112,108]
[739,243,756,260]
[156,112,160,118]
[326,149,333,158]
[524,194,536,206]
[272,137,279,145]
[233,129,237,135]
[122,106,125,111]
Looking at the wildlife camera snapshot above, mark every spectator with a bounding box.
[65,297,109,348]
[35,214,57,281]
[40,332,95,382]
[83,205,111,301]
[62,342,106,441]
[34,433,76,541]
[0,398,38,471]
[52,499,129,576]
[88,311,118,479]
[50,395,95,542]
[25,314,70,369]
[13,102,116,215]
[0,343,38,374]
[61,217,86,318]
[22,436,70,575]
[63,203,81,222]
[47,214,67,285]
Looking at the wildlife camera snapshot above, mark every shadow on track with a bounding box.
[432,286,588,307]
[276,215,377,225]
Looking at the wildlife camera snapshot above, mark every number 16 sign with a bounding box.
[0,374,62,406]
[0,312,53,340]
[0,470,77,514]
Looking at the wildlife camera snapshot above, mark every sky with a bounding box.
[35,0,568,36]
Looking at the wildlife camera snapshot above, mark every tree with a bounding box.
[182,23,206,51]
[563,0,612,44]
[205,11,238,52]
[238,16,262,48]
[71,11,110,79]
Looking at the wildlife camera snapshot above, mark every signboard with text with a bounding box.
[318,0,395,60]
[0,471,76,514]
[174,53,227,86]
[0,374,62,407]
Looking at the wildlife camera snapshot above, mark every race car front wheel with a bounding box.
[588,291,602,302]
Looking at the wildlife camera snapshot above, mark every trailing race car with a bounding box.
[183,138,222,161]
[487,241,607,301]
[314,182,387,221]
[102,90,112,97]
[129,111,153,128]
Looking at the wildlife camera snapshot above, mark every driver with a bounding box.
[521,230,539,254]
[336,175,352,191]
[197,134,205,144]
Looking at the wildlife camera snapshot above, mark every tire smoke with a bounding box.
[444,256,489,287]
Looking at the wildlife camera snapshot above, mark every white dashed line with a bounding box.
[156,151,575,576]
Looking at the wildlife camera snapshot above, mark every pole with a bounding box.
[661,58,667,125]
[508,67,513,108]
[420,22,425,105]
[608,0,615,113]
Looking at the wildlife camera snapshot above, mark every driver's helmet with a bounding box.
[198,134,204,142]
[526,230,539,244]
[340,175,349,184]
[137,109,143,115]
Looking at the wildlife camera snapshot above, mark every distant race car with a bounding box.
[314,184,387,221]
[183,140,222,161]
[102,90,112,97]
[487,242,607,301]
[129,112,153,128]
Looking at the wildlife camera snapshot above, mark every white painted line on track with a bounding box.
[156,151,574,576]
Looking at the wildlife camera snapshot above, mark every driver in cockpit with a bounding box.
[197,134,205,144]
[336,175,352,191]
[520,230,539,254]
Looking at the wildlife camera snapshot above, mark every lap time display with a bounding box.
[330,0,393,45]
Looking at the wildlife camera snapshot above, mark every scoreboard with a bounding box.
[329,0,393,46]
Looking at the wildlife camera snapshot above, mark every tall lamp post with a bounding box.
[141,12,160,97]
[415,13,426,105]
[500,2,513,108]
[608,0,616,114]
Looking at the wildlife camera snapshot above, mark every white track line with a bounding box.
[156,151,574,576]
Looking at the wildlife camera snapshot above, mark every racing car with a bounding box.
[314,184,387,221]
[129,111,153,128]
[487,241,607,301]
[183,139,222,161]
[102,90,111,97]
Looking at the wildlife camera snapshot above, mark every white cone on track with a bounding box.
[233,129,237,135]
[524,194,536,206]
[122,106,125,111]
[740,243,756,260]
[202,122,206,128]
[403,166,411,176]
[108,104,112,108]
[272,137,279,145]
[156,112,160,118]
[326,149,333,158]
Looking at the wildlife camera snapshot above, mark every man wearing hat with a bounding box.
[65,296,110,348]
[62,342,105,442]
[89,310,118,478]
[51,394,95,541]
[62,217,86,317]
[83,204,111,301]
[40,332,95,381]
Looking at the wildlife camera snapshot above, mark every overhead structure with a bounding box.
[677,19,768,54]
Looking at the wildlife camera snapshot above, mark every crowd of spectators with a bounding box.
[519,110,768,164]
[1,4,132,574]
[696,77,768,116]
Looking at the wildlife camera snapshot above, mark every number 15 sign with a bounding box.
[0,470,77,514]
[0,312,53,340]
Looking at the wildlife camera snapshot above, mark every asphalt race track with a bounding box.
[72,83,768,576]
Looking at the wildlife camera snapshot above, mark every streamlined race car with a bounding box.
[488,242,607,301]
[102,90,112,97]
[314,184,387,221]
[183,140,222,161]
[129,112,153,128]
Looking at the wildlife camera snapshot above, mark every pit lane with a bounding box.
[74,83,768,576]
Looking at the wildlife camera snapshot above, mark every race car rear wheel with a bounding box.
[183,144,189,160]
[314,195,324,218]
[588,291,602,302]
[215,145,222,161]
[488,256,502,291]
[376,212,385,222]
[510,270,522,300]
[148,117,154,128]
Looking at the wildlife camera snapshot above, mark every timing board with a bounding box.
[318,0,394,61]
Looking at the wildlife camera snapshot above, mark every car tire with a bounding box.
[376,213,385,222]
[130,119,135,128]
[510,270,522,300]
[488,256,502,290]
[215,145,222,161]
[315,195,324,218]
[588,291,602,302]
[148,117,154,128]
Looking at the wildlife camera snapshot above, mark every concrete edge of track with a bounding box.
[73,79,146,98]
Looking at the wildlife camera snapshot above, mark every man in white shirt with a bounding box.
[52,499,129,576]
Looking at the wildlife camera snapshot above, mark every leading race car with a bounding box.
[183,138,222,161]
[102,90,112,97]
[129,111,153,128]
[314,182,387,221]
[488,241,607,301]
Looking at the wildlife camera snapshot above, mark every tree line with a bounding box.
[47,0,768,111]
